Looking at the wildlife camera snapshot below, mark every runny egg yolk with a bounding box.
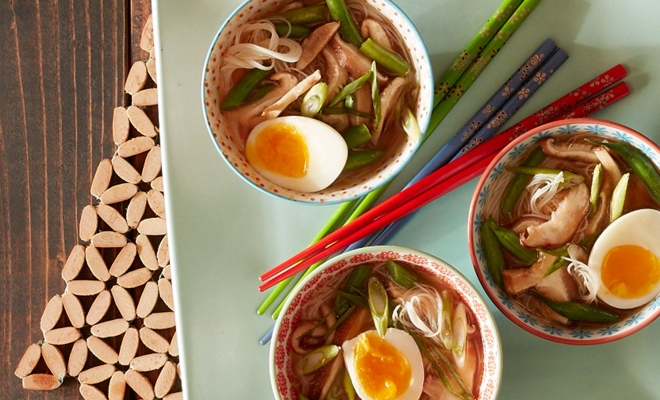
[601,244,660,299]
[246,122,308,178]
[353,331,411,400]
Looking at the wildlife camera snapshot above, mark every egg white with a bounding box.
[588,208,660,309]
[246,116,348,193]
[342,328,424,400]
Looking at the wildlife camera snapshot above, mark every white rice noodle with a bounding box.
[564,256,600,303]
[527,172,566,216]
[392,287,443,339]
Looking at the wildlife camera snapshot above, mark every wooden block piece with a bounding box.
[140,14,154,52]
[44,327,81,345]
[125,61,148,95]
[91,231,128,248]
[136,281,159,318]
[22,373,62,390]
[62,244,86,282]
[67,280,106,296]
[87,335,119,365]
[100,183,139,205]
[109,242,136,277]
[78,363,116,385]
[125,369,155,400]
[79,205,98,241]
[146,57,157,84]
[85,245,111,281]
[147,188,166,219]
[117,267,152,289]
[127,105,157,138]
[96,203,129,234]
[126,191,148,229]
[111,284,137,321]
[62,292,86,328]
[108,370,127,400]
[91,318,129,338]
[40,294,63,333]
[41,343,67,380]
[137,234,159,271]
[68,338,88,377]
[132,88,158,107]
[130,353,168,372]
[14,343,41,378]
[150,176,164,192]
[139,326,169,353]
[142,145,162,183]
[91,158,113,198]
[154,360,177,399]
[169,331,179,357]
[118,327,139,366]
[86,290,111,326]
[143,311,176,330]
[125,107,158,138]
[112,155,142,184]
[164,392,183,400]
[137,217,167,236]
[158,277,175,311]
[79,383,108,400]
[157,235,170,268]
[161,264,171,280]
[113,106,130,145]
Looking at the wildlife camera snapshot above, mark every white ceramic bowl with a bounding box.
[468,118,660,345]
[270,245,502,400]
[202,0,433,204]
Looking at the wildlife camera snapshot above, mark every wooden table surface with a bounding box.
[1,1,153,398]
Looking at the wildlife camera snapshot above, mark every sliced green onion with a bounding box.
[543,250,568,277]
[343,150,383,171]
[610,172,630,222]
[323,305,356,341]
[402,107,421,143]
[344,94,355,109]
[370,61,381,129]
[301,82,328,117]
[385,260,417,288]
[335,264,371,316]
[341,124,371,149]
[328,70,372,107]
[440,291,453,350]
[299,344,341,374]
[279,5,328,25]
[325,0,363,47]
[490,223,537,266]
[219,67,272,111]
[322,107,373,119]
[367,276,388,337]
[273,23,311,38]
[589,163,602,216]
[343,367,356,400]
[451,303,468,367]
[360,38,411,76]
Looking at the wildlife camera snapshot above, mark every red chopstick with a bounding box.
[259,67,630,291]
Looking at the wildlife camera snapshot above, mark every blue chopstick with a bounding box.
[348,39,564,249]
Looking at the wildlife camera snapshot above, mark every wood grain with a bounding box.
[0,0,154,398]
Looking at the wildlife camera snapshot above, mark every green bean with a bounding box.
[341,124,371,149]
[244,83,274,105]
[279,5,328,25]
[360,38,411,76]
[367,276,388,337]
[505,166,584,186]
[490,223,537,266]
[385,260,417,288]
[501,147,545,216]
[481,218,506,287]
[328,70,372,107]
[589,139,660,204]
[335,264,371,315]
[326,0,363,47]
[532,293,620,323]
[343,150,383,171]
[219,68,272,111]
[273,23,311,39]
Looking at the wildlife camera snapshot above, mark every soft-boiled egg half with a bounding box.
[342,328,424,400]
[245,116,348,193]
[588,208,660,309]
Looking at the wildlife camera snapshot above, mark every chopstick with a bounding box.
[256,0,543,314]
[259,70,631,292]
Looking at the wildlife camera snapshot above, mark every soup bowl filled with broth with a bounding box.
[270,245,502,400]
[469,118,660,345]
[202,0,433,204]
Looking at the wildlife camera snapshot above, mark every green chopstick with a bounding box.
[256,198,358,315]
[429,0,543,133]
[433,0,524,107]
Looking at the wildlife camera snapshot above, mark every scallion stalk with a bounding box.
[328,71,372,107]
[299,345,341,374]
[367,276,388,338]
[301,82,328,117]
